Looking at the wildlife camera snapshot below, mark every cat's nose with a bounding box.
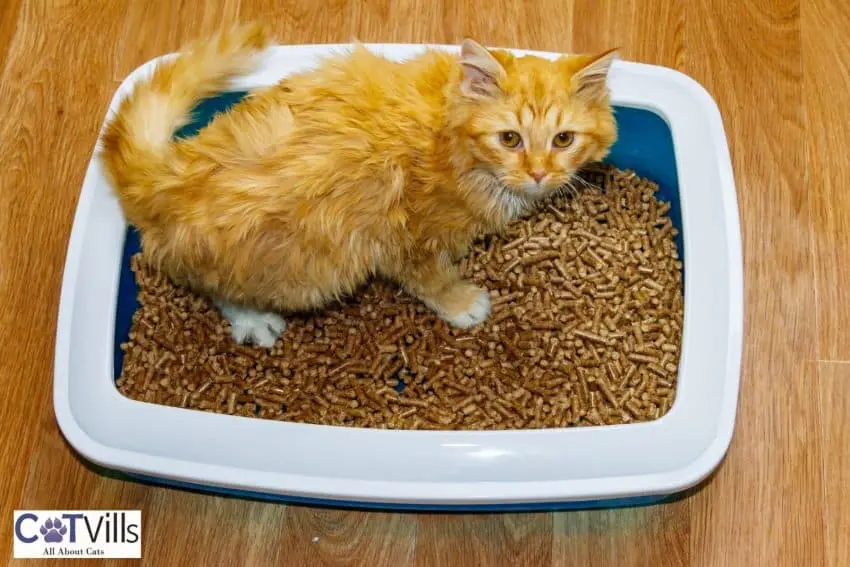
[530,170,546,183]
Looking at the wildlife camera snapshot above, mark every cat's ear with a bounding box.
[459,39,506,98]
[572,48,619,99]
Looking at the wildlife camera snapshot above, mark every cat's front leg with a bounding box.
[397,252,491,328]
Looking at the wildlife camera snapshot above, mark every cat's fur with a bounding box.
[101,24,618,347]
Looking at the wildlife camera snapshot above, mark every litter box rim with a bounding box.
[54,43,743,507]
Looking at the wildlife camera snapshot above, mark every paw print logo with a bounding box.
[39,517,67,543]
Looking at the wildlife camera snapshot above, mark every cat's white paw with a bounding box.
[442,289,491,329]
[215,301,287,348]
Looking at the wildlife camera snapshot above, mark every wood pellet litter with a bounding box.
[117,165,684,430]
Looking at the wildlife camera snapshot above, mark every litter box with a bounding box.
[54,44,743,510]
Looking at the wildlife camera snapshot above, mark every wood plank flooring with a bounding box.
[1,1,847,564]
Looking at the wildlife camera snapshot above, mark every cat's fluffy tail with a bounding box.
[100,23,270,219]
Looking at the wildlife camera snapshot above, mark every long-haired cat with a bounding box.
[101,24,617,347]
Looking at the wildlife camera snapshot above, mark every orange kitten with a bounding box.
[101,24,617,347]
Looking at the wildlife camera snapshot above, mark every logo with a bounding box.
[39,518,68,543]
[13,510,141,559]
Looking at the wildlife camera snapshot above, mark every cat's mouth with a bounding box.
[507,170,589,202]
[502,178,561,201]
[482,170,559,208]
[517,182,549,198]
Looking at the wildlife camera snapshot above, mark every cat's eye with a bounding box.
[553,132,575,148]
[499,131,522,148]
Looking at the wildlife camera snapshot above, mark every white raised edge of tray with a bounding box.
[54,43,744,506]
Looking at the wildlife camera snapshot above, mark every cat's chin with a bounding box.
[510,183,559,202]
[492,186,532,218]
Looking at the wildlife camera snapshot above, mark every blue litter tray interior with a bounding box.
[111,91,684,511]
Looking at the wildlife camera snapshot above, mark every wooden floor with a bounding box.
[1,0,848,565]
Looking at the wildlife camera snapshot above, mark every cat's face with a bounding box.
[452,41,618,201]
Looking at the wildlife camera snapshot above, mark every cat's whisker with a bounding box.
[582,178,602,191]
[570,173,600,192]
[574,176,590,189]
[558,179,582,201]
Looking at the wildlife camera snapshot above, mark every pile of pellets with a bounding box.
[117,166,684,430]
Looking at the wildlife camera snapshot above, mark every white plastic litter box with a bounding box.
[53,43,743,511]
